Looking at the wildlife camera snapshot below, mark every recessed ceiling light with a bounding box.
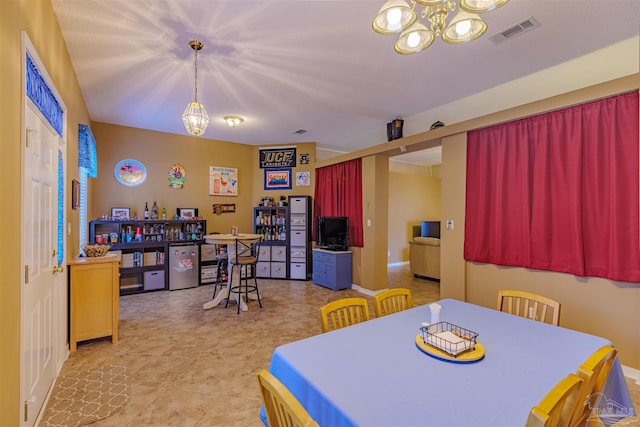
[224,116,244,128]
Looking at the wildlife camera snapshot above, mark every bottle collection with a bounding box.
[256,212,287,241]
[99,221,205,244]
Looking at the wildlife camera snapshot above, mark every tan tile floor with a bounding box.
[53,264,639,426]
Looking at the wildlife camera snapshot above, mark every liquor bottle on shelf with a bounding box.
[144,202,149,219]
[162,207,166,220]
[151,201,159,219]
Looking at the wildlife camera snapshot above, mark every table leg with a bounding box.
[203,263,248,311]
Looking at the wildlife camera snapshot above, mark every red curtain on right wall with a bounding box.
[465,91,640,282]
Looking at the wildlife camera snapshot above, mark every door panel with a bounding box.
[22,104,57,425]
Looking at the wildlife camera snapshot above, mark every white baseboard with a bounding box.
[351,284,381,297]
[622,364,640,385]
[387,261,409,267]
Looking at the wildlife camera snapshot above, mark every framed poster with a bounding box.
[111,207,130,219]
[114,159,147,187]
[264,168,292,190]
[209,166,238,196]
[168,163,186,189]
[296,171,310,186]
[177,208,198,219]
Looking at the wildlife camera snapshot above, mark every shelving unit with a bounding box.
[89,219,206,294]
[254,206,288,278]
[288,195,312,280]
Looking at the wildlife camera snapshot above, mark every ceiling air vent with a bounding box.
[488,16,540,45]
[292,129,308,135]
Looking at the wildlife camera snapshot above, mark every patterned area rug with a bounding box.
[40,365,129,427]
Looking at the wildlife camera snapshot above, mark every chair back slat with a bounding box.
[320,298,370,333]
[497,290,560,326]
[570,345,618,426]
[257,369,319,427]
[526,374,583,427]
[373,288,414,317]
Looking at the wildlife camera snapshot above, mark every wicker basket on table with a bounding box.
[83,244,111,257]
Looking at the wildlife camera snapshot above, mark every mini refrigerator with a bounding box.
[169,243,199,290]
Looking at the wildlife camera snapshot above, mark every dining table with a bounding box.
[202,233,262,312]
[263,298,635,426]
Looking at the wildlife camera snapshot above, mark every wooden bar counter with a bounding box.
[68,252,121,352]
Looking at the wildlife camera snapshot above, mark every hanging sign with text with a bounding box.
[259,147,297,168]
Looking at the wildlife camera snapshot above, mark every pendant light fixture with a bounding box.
[372,0,509,55]
[182,40,210,136]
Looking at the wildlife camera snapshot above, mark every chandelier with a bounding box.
[182,40,210,136]
[372,0,510,55]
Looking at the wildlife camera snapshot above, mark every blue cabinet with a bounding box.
[312,249,352,291]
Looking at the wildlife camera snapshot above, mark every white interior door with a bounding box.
[21,102,59,426]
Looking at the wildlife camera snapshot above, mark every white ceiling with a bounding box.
[51,0,640,166]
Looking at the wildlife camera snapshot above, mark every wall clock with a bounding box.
[114,159,147,187]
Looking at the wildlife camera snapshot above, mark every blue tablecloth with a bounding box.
[264,298,635,427]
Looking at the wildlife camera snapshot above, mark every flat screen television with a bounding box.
[316,216,349,251]
[421,221,441,239]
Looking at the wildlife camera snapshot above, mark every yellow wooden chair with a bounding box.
[497,289,560,326]
[570,345,618,426]
[256,369,319,427]
[525,373,584,427]
[373,288,413,317]
[319,297,370,333]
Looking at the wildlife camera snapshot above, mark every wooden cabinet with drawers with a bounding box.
[312,249,352,291]
[68,253,121,352]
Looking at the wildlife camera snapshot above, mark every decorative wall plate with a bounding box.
[114,159,147,187]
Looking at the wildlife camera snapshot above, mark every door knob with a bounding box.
[52,266,64,274]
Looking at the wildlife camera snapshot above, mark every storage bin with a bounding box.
[144,270,165,290]
[289,197,307,214]
[290,230,307,247]
[256,262,271,277]
[290,263,307,280]
[271,262,287,278]
[258,246,271,262]
[271,246,287,262]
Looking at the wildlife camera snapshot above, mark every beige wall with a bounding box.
[440,133,467,301]
[251,143,316,206]
[1,0,91,424]
[89,124,315,239]
[388,171,441,263]
[360,155,389,291]
[91,122,255,235]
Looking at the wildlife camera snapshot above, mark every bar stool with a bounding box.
[226,236,263,314]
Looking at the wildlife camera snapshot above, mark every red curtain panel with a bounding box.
[465,91,640,282]
[314,158,363,247]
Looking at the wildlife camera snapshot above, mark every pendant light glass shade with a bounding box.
[183,40,210,136]
[372,0,509,54]
[394,22,435,54]
[182,102,210,136]
[415,0,448,6]
[372,0,417,34]
[442,11,487,44]
[460,0,510,13]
